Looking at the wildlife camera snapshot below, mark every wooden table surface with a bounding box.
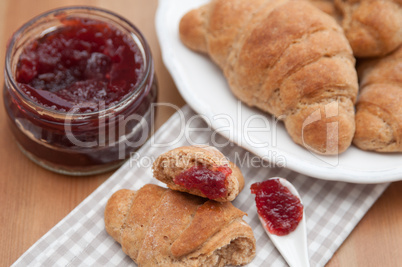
[1,1,401,266]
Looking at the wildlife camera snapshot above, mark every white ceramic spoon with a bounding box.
[257,178,310,267]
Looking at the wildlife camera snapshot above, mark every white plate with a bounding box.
[155,0,402,183]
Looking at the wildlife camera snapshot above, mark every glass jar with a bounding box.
[3,6,158,175]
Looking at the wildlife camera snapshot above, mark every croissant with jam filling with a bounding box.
[152,146,244,202]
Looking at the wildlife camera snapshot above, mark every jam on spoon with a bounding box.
[251,178,304,236]
[252,178,310,267]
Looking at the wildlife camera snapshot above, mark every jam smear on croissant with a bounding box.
[174,165,232,199]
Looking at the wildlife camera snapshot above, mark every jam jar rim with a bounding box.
[5,5,154,119]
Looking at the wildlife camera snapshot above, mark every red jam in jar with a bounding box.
[16,17,144,113]
[174,165,232,199]
[251,178,303,236]
[3,7,157,175]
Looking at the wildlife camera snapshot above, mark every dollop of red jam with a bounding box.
[15,17,144,113]
[251,179,303,236]
[173,165,232,200]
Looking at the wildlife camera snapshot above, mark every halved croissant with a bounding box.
[179,0,358,154]
[353,45,402,152]
[335,0,402,57]
[104,184,256,266]
[152,146,244,202]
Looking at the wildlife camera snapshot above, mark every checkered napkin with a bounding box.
[12,105,389,267]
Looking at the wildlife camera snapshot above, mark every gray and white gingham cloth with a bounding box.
[12,105,389,267]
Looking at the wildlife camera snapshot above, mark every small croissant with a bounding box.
[353,45,402,152]
[179,0,358,154]
[104,184,256,266]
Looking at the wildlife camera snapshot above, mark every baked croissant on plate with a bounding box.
[152,146,244,202]
[353,45,402,152]
[104,184,256,266]
[179,0,358,154]
[335,0,402,57]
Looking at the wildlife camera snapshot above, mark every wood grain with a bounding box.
[0,1,401,266]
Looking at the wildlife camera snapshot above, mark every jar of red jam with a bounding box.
[3,7,157,175]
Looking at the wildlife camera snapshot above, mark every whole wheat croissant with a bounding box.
[104,184,256,266]
[179,0,358,154]
[335,0,402,58]
[152,146,244,202]
[353,46,402,152]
